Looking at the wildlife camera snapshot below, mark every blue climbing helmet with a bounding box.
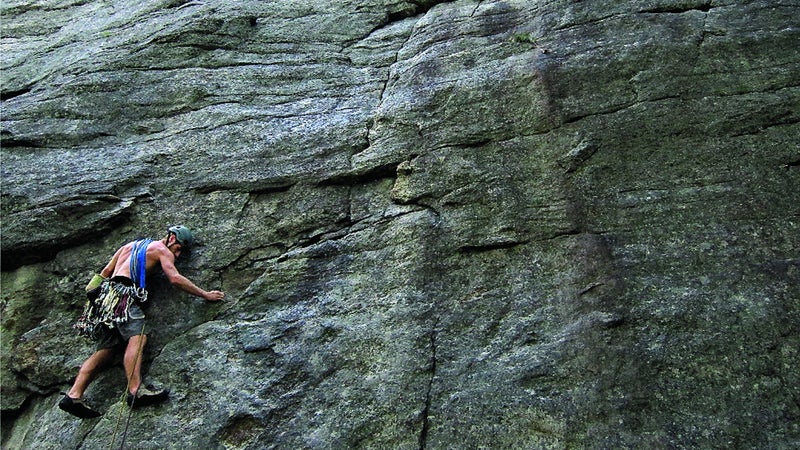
[168,225,194,249]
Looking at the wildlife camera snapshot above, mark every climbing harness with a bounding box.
[75,279,148,338]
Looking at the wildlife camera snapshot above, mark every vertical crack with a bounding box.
[470,0,484,17]
[235,193,254,227]
[362,12,417,155]
[419,317,439,450]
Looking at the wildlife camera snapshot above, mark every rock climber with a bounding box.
[59,225,225,418]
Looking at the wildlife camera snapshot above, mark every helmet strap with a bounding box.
[168,232,186,249]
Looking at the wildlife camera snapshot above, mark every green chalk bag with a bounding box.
[85,274,106,299]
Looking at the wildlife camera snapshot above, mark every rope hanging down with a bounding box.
[109,322,146,450]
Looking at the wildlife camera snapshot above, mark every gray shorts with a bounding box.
[95,304,147,350]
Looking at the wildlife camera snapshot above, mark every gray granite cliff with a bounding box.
[2,0,799,448]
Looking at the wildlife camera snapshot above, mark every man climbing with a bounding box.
[59,225,225,418]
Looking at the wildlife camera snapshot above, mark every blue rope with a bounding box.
[129,239,152,289]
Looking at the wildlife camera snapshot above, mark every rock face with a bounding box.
[2,0,799,448]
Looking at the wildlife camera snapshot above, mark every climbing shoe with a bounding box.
[127,385,168,408]
[58,394,102,419]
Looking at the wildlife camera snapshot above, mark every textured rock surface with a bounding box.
[2,0,799,448]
